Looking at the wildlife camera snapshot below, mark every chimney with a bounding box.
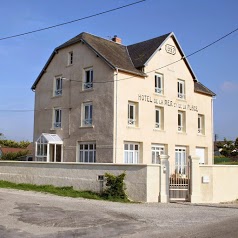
[112,35,122,44]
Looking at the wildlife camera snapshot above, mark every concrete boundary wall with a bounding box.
[199,165,238,203]
[0,161,161,202]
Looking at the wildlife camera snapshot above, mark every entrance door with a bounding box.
[169,147,190,201]
[49,144,62,162]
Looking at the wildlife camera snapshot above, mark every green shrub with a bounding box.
[0,140,30,148]
[102,172,128,201]
[1,150,29,160]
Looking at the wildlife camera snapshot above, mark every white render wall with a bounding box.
[115,36,213,165]
[0,161,161,202]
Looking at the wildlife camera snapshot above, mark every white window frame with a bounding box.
[155,107,163,129]
[53,108,62,128]
[68,51,73,65]
[178,111,185,132]
[54,77,62,96]
[36,136,48,161]
[177,79,185,99]
[82,102,93,126]
[175,146,187,175]
[83,68,93,90]
[128,102,137,126]
[124,142,139,164]
[78,142,96,163]
[155,73,163,94]
[151,144,165,164]
[198,114,204,134]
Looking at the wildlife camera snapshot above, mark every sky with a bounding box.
[0,0,237,142]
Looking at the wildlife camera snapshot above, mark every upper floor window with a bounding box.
[177,79,185,99]
[78,142,96,163]
[54,108,62,128]
[128,102,138,126]
[155,107,164,129]
[198,114,205,134]
[178,111,185,132]
[84,68,93,90]
[124,142,139,164]
[82,102,93,126]
[68,51,73,65]
[155,73,163,94]
[55,77,62,96]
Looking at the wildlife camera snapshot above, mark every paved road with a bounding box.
[0,188,238,238]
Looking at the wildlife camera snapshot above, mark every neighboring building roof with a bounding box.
[194,82,216,96]
[31,32,215,97]
[0,147,28,154]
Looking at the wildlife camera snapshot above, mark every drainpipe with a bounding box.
[211,96,216,164]
[114,68,118,163]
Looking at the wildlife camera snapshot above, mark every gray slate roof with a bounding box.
[31,32,215,97]
[127,33,170,68]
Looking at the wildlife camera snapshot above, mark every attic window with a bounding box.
[68,51,73,65]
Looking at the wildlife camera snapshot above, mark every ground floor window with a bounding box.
[175,147,187,174]
[79,142,96,163]
[124,142,139,164]
[151,144,164,164]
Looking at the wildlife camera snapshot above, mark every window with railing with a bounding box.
[54,108,62,128]
[178,111,185,132]
[82,103,92,126]
[54,77,62,96]
[155,73,163,94]
[84,68,93,90]
[177,79,185,99]
[128,102,137,126]
[198,114,204,134]
[155,107,164,129]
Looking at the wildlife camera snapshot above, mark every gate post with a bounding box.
[189,156,201,203]
[160,154,170,203]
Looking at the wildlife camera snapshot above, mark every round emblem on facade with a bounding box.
[165,44,176,55]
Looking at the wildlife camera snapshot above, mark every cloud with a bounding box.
[220,81,238,92]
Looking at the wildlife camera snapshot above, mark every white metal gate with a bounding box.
[169,147,190,201]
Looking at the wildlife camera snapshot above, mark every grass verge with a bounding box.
[0,180,130,203]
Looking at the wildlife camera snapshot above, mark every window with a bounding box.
[54,108,62,128]
[178,111,185,132]
[198,114,204,134]
[155,73,163,94]
[177,79,185,99]
[128,102,138,126]
[155,107,164,129]
[124,143,139,164]
[175,147,187,175]
[36,135,48,161]
[79,142,96,163]
[82,102,92,126]
[55,77,62,96]
[68,51,73,65]
[151,145,164,164]
[84,68,93,90]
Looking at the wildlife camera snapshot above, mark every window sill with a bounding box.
[177,131,187,135]
[51,95,62,99]
[66,64,73,68]
[197,133,206,137]
[127,125,140,129]
[153,93,165,97]
[80,89,94,93]
[176,98,187,102]
[153,128,165,132]
[79,125,94,129]
[50,127,63,131]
